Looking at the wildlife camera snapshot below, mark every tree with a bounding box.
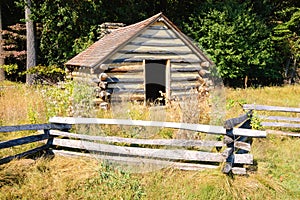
[184,1,282,87]
[25,0,36,84]
[0,3,5,81]
[273,7,300,83]
[28,0,104,67]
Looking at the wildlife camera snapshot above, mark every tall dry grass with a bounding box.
[0,82,300,199]
[225,85,300,119]
[0,82,47,126]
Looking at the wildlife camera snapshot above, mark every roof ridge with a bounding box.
[110,12,163,32]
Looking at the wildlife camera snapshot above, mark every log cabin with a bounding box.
[65,13,214,105]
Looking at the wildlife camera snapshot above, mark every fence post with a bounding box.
[222,111,253,174]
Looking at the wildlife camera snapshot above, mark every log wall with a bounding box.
[69,22,212,103]
[101,23,211,102]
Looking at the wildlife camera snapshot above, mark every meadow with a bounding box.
[0,81,299,199]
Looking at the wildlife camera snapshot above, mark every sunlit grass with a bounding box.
[225,85,300,119]
[0,81,300,199]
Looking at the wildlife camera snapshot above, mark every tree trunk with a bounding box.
[0,4,5,81]
[25,0,36,84]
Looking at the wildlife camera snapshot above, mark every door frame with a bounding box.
[143,59,170,105]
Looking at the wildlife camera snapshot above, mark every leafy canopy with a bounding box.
[184,1,282,86]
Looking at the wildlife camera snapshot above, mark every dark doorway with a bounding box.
[145,60,166,104]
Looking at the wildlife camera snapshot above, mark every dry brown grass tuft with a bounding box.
[0,82,47,125]
[0,156,99,199]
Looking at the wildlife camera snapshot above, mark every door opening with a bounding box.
[145,60,166,105]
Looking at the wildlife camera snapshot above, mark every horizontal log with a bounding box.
[109,58,201,63]
[120,45,192,54]
[118,50,192,55]
[107,73,143,80]
[231,167,247,175]
[109,52,200,61]
[105,65,201,74]
[49,117,224,135]
[51,150,219,171]
[261,122,300,128]
[51,138,253,164]
[138,35,177,39]
[171,72,200,78]
[0,133,49,149]
[131,36,183,45]
[171,62,200,68]
[224,111,252,129]
[109,88,144,94]
[106,69,142,73]
[171,86,197,91]
[52,138,224,162]
[129,41,185,47]
[110,94,145,102]
[106,65,143,73]
[234,141,251,152]
[0,144,49,165]
[0,124,71,133]
[171,81,199,89]
[49,130,224,148]
[141,29,177,38]
[148,25,169,30]
[171,77,199,82]
[107,83,144,90]
[243,104,300,113]
[171,68,201,72]
[49,117,267,137]
[258,115,300,122]
[106,77,143,83]
[266,130,300,137]
[234,153,253,164]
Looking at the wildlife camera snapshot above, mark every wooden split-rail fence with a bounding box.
[0,113,267,175]
[244,104,300,136]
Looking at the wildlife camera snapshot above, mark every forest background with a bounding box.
[1,0,300,87]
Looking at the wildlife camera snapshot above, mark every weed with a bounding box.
[250,111,263,130]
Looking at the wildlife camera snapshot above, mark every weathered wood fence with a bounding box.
[0,113,266,175]
[244,104,300,136]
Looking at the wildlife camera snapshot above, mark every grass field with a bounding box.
[0,81,299,199]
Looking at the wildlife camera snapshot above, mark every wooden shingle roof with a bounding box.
[65,13,213,68]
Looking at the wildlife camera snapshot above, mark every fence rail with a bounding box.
[49,117,267,137]
[244,104,300,131]
[0,114,266,174]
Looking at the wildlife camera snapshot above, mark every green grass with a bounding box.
[0,81,300,199]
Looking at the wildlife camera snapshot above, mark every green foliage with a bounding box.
[273,7,300,81]
[184,1,282,86]
[40,80,96,118]
[27,106,39,124]
[4,0,300,86]
[27,0,103,67]
[42,81,95,118]
[81,163,145,199]
[71,81,96,117]
[226,98,247,110]
[0,64,25,82]
[157,128,173,139]
[250,111,262,130]
[22,65,66,84]
[41,81,73,118]
[0,64,18,75]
